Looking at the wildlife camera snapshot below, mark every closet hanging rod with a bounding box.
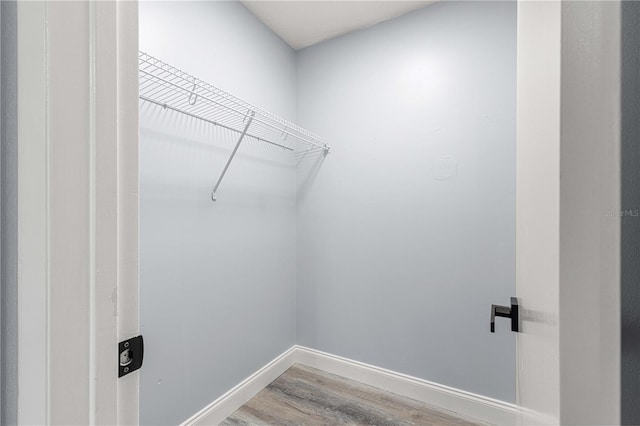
[138,51,330,154]
[139,51,331,201]
[140,69,326,151]
[140,95,294,152]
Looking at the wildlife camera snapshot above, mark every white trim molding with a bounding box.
[16,2,48,423]
[183,346,519,426]
[15,2,139,423]
[295,347,518,426]
[182,346,298,425]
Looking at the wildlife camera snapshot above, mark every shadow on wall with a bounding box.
[297,151,327,202]
[140,103,296,204]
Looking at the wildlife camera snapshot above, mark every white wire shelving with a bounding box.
[139,51,330,201]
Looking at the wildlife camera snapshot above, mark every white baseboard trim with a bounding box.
[181,346,298,426]
[182,345,519,426]
[295,346,519,426]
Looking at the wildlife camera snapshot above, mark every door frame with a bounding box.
[516,1,621,424]
[14,1,139,424]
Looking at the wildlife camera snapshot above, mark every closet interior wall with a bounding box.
[296,1,517,403]
[139,2,297,425]
[139,1,517,424]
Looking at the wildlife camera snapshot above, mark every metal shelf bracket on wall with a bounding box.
[211,110,255,201]
[138,51,331,202]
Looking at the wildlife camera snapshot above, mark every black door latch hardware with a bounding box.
[490,297,519,333]
[119,335,144,378]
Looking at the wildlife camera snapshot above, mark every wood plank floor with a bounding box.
[220,364,482,426]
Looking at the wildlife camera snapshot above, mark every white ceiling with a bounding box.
[242,1,435,50]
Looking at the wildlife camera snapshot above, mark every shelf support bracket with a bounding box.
[211,110,255,201]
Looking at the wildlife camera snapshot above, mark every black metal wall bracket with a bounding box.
[490,297,519,333]
[119,335,144,378]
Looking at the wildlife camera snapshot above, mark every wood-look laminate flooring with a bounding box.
[220,364,482,426]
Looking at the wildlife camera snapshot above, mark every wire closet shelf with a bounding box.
[139,51,330,201]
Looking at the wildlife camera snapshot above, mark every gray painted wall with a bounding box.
[138,2,297,425]
[1,2,18,424]
[295,1,516,403]
[621,1,640,424]
[140,1,517,420]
